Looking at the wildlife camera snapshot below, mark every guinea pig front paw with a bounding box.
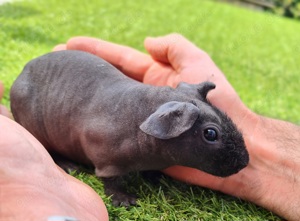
[102,176,137,207]
[110,191,137,207]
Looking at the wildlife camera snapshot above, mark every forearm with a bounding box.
[229,115,300,221]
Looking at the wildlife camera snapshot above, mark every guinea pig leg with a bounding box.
[142,170,165,185]
[102,176,137,207]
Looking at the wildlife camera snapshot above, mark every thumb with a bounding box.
[144,33,208,70]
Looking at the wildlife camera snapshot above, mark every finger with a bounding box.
[163,166,223,190]
[66,37,153,82]
[144,33,208,71]
[53,44,67,51]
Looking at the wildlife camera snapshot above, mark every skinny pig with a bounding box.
[10,50,249,206]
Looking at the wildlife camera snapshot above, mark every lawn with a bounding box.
[1,0,299,220]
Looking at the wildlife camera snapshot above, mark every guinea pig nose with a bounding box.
[203,128,218,142]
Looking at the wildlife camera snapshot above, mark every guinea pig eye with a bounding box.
[203,128,218,142]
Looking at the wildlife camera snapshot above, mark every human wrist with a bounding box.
[225,115,300,220]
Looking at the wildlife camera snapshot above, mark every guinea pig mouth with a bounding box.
[213,150,250,177]
[207,149,249,177]
[217,161,247,177]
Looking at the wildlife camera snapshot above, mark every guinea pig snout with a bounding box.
[216,147,249,177]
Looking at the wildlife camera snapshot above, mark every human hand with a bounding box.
[53,34,300,220]
[53,33,256,189]
[0,115,108,220]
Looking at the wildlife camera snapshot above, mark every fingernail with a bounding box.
[145,36,156,42]
[47,216,79,221]
[52,44,66,52]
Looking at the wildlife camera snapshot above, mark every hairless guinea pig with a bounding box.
[10,50,249,206]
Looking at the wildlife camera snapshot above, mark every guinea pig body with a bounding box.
[10,50,249,205]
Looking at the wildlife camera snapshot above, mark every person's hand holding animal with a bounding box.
[53,33,255,192]
[54,34,300,221]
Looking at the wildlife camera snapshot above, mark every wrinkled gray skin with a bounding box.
[10,50,249,206]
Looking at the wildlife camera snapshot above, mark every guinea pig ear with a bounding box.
[139,101,199,139]
[197,81,216,100]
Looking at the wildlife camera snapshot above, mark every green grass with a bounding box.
[76,172,279,221]
[1,0,299,220]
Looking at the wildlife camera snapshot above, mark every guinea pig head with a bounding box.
[139,82,249,177]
